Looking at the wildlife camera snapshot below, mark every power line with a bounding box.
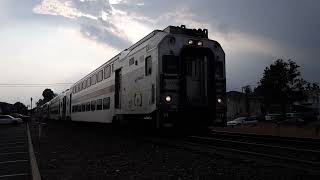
[0,83,73,88]
[0,83,73,85]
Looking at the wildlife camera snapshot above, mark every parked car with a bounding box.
[265,113,284,121]
[277,112,305,125]
[10,113,30,122]
[227,116,258,126]
[0,115,23,125]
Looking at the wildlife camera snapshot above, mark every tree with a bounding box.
[242,85,252,115]
[36,89,56,107]
[13,102,27,114]
[42,88,55,102]
[243,85,252,94]
[36,99,44,107]
[255,59,319,113]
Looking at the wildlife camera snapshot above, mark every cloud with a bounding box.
[155,7,282,57]
[33,0,98,19]
[32,0,152,49]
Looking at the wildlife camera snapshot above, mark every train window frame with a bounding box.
[103,97,110,110]
[104,65,111,79]
[97,99,102,110]
[82,81,86,89]
[87,78,91,88]
[215,61,224,78]
[91,74,97,85]
[86,102,90,111]
[162,55,179,74]
[91,100,96,111]
[81,104,85,112]
[97,70,103,82]
[145,56,152,76]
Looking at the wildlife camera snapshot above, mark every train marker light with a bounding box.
[217,98,222,103]
[188,39,194,45]
[165,96,172,103]
[197,41,203,46]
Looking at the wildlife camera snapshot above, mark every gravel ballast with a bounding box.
[29,120,318,180]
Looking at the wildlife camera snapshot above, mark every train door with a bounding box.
[69,93,72,119]
[62,96,67,120]
[181,48,214,107]
[115,69,122,109]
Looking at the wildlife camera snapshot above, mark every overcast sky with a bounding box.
[0,0,319,107]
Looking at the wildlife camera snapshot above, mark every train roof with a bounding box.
[71,25,211,88]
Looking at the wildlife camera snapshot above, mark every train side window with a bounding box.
[91,100,96,111]
[103,97,110,110]
[163,55,179,74]
[91,74,97,85]
[82,81,86,89]
[104,65,111,79]
[78,104,82,112]
[97,70,103,82]
[145,56,152,76]
[87,78,91,87]
[82,104,85,112]
[129,57,134,66]
[86,102,90,111]
[97,99,102,110]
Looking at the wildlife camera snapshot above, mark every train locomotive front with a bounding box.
[155,25,226,128]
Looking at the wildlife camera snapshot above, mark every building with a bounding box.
[293,90,320,120]
[227,91,264,120]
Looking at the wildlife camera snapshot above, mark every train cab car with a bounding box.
[47,25,226,129]
[155,26,226,127]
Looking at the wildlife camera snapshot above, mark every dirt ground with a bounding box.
[211,121,320,139]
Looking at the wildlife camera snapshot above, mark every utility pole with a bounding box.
[30,97,33,116]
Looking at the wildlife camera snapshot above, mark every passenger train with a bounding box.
[36,25,226,128]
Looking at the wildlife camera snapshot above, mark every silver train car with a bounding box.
[40,25,226,128]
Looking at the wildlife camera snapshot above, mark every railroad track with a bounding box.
[144,130,320,174]
[209,130,320,150]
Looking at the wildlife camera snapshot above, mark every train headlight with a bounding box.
[188,39,194,45]
[197,41,203,46]
[165,96,172,103]
[217,98,222,104]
